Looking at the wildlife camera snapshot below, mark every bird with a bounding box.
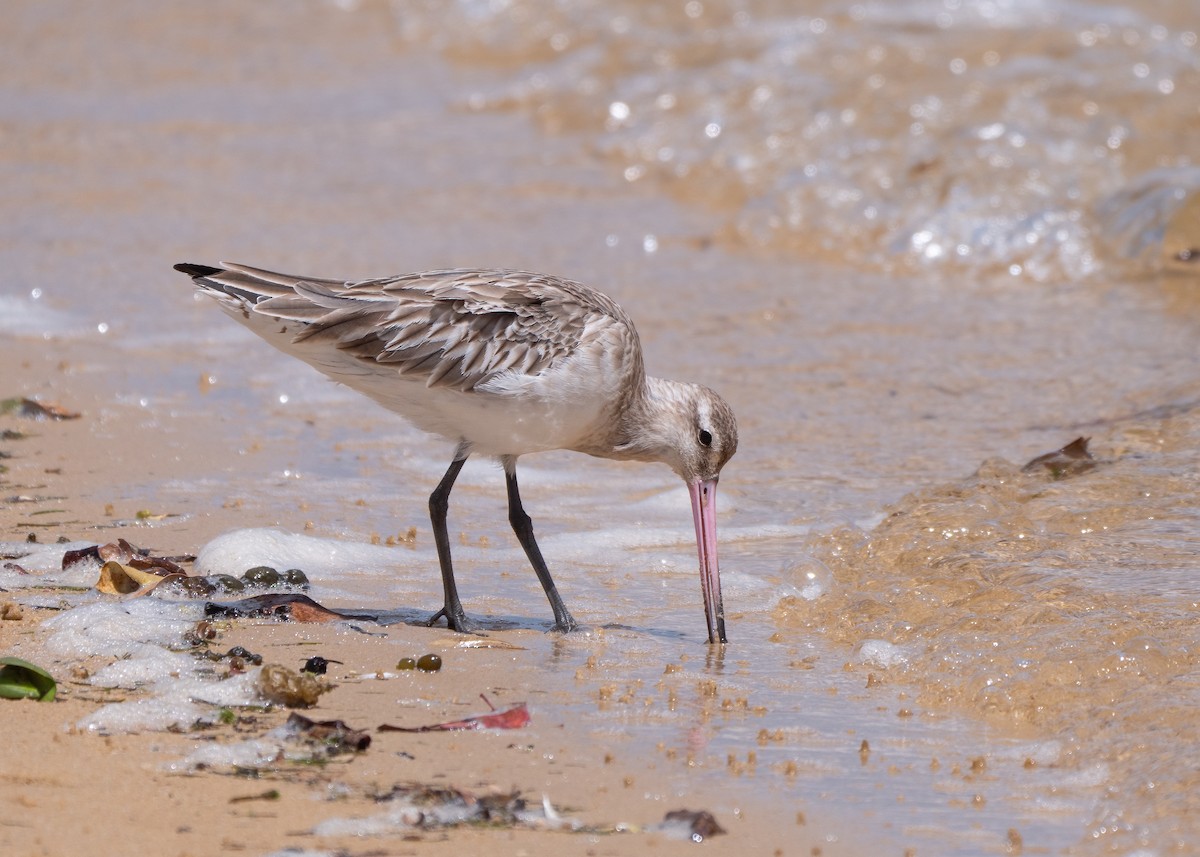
[175,262,738,643]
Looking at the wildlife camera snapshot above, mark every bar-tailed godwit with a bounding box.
[176,263,738,643]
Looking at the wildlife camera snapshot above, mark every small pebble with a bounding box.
[225,646,263,665]
[243,566,281,587]
[209,574,245,593]
[175,576,216,597]
[283,568,309,587]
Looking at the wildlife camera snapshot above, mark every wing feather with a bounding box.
[182,265,639,393]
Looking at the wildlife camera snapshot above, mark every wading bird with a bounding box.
[176,262,737,643]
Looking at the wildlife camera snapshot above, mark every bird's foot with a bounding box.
[550,613,579,634]
[425,606,487,635]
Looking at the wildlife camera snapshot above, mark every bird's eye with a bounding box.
[698,429,713,448]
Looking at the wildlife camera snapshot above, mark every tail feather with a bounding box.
[174,261,299,303]
[174,262,223,278]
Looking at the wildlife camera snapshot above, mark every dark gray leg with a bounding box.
[503,457,578,632]
[425,447,483,633]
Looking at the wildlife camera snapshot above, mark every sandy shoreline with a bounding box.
[9,2,1200,852]
[1,340,860,857]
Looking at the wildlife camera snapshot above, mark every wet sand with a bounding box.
[0,347,861,854]
[5,2,1200,855]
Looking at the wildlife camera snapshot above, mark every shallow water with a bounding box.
[4,1,1200,854]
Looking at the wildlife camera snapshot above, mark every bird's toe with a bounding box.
[425,607,487,635]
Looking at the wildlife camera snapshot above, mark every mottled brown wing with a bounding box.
[218,265,623,392]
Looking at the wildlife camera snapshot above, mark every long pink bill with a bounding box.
[688,478,726,644]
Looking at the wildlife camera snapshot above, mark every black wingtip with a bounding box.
[174,262,224,278]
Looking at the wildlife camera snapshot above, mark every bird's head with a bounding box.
[615,379,738,644]
[617,378,738,483]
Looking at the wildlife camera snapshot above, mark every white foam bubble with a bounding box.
[36,598,273,734]
[0,540,105,588]
[88,644,197,688]
[80,670,263,734]
[174,736,285,771]
[43,600,201,658]
[786,555,834,600]
[194,527,427,579]
[856,639,911,669]
[80,695,213,735]
[537,522,807,561]
[193,523,805,584]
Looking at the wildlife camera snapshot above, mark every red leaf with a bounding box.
[378,695,530,733]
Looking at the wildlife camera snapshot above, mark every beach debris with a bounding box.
[336,783,580,832]
[1,602,24,620]
[397,653,443,672]
[64,538,189,576]
[134,508,178,522]
[67,540,193,597]
[182,619,221,648]
[1021,436,1097,479]
[0,656,57,701]
[208,574,245,593]
[308,781,720,841]
[378,694,529,733]
[63,542,318,604]
[282,568,309,586]
[416,653,442,672]
[61,545,102,570]
[0,397,80,421]
[202,645,264,670]
[240,565,310,589]
[282,711,372,753]
[256,663,332,707]
[181,711,371,772]
[301,656,341,675]
[452,637,525,650]
[242,565,281,587]
[169,576,217,597]
[229,788,281,804]
[656,809,726,842]
[94,556,187,597]
[204,592,374,623]
[94,559,148,595]
[95,559,186,596]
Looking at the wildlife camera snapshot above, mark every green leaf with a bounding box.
[0,656,57,702]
